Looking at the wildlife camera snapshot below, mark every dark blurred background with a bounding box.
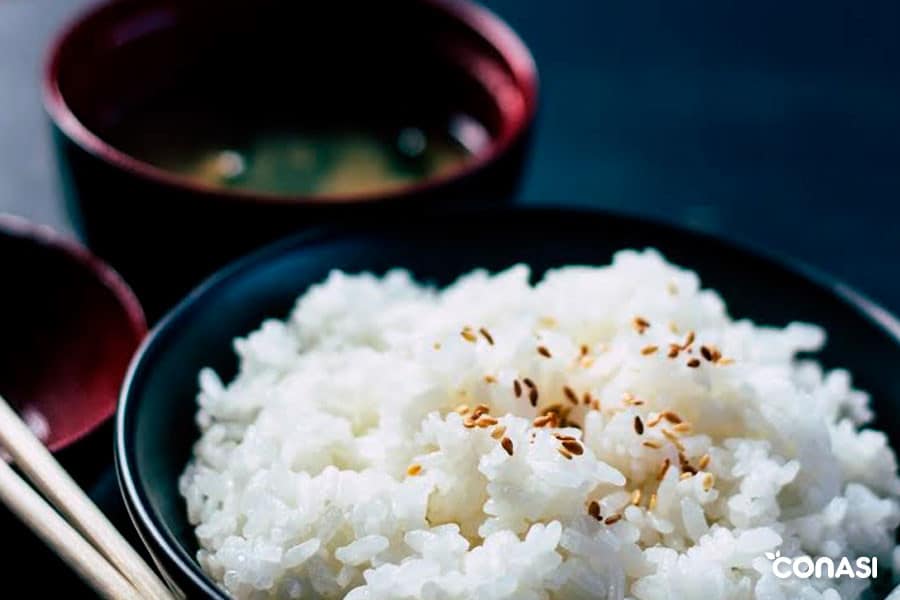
[2,0,899,308]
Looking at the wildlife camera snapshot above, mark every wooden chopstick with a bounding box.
[0,458,142,600]
[0,397,174,600]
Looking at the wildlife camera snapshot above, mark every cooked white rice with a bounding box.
[180,249,900,599]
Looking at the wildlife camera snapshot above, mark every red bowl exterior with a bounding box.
[0,214,146,453]
[43,0,539,317]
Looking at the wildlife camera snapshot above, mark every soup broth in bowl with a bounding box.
[106,108,488,196]
[45,0,538,314]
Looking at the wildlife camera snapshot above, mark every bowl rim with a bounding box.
[115,205,900,597]
[0,214,147,452]
[42,0,539,206]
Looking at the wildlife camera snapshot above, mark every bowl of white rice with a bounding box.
[116,208,900,599]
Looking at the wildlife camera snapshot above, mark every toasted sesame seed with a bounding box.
[454,404,470,415]
[553,433,576,441]
[717,357,735,366]
[501,437,514,456]
[631,489,642,506]
[633,316,651,334]
[678,453,695,471]
[529,388,539,407]
[484,374,497,384]
[491,425,507,440]
[523,378,535,389]
[539,315,558,328]
[672,422,692,434]
[479,327,495,345]
[590,398,601,411]
[461,328,477,343]
[667,344,680,358]
[561,439,584,455]
[582,392,592,405]
[472,404,490,419]
[476,415,499,427]
[682,331,695,349]
[604,514,622,525]
[634,416,644,435]
[661,411,683,424]
[533,414,553,427]
[686,358,701,368]
[622,392,643,406]
[657,458,671,480]
[698,454,711,469]
[649,493,658,510]
[513,379,522,398]
[646,414,663,428]
[558,447,574,460]
[624,392,645,406]
[662,429,686,452]
[642,440,662,449]
[680,472,693,480]
[537,345,552,358]
[641,345,659,356]
[702,473,715,491]
[580,344,590,357]
[622,393,645,406]
[563,386,579,405]
[407,464,423,476]
[588,500,602,520]
[463,418,476,428]
[702,345,721,362]
[541,403,564,416]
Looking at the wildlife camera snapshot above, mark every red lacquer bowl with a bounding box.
[43,0,539,317]
[0,215,146,452]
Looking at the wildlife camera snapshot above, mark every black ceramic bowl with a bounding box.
[45,0,538,317]
[117,208,900,598]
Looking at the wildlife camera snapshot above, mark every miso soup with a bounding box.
[105,105,489,196]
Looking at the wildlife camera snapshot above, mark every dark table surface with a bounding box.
[1,0,899,597]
